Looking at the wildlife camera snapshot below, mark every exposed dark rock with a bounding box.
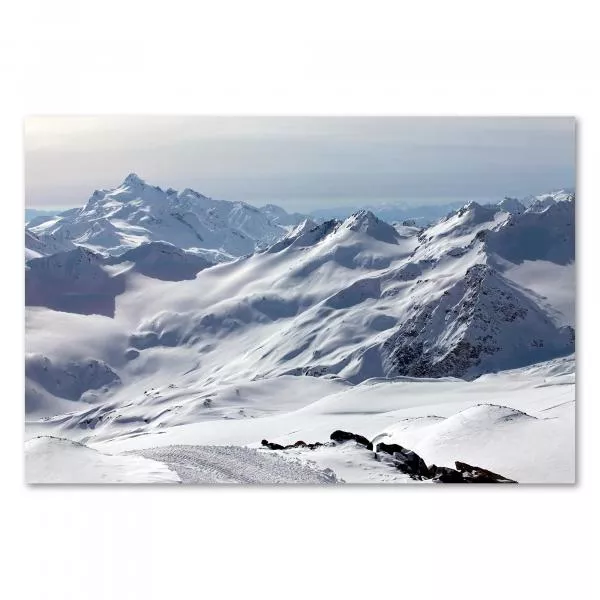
[428,461,516,483]
[292,440,308,448]
[261,440,284,450]
[263,431,516,483]
[429,465,466,483]
[261,439,324,451]
[454,461,516,483]
[298,441,323,449]
[383,262,574,380]
[376,442,430,479]
[330,430,373,450]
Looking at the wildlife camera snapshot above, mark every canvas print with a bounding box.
[24,117,575,484]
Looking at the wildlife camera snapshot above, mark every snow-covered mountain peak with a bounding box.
[455,201,500,222]
[122,172,147,188]
[178,187,210,201]
[80,174,168,217]
[420,201,507,250]
[290,217,319,236]
[346,209,380,227]
[343,210,400,244]
[526,196,556,214]
[497,197,525,215]
[265,218,338,253]
[521,188,575,209]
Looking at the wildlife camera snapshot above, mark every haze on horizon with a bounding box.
[25,116,575,211]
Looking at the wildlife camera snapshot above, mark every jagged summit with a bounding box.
[419,201,507,249]
[343,210,400,244]
[289,218,320,238]
[522,188,574,208]
[526,196,556,213]
[179,187,210,200]
[346,209,381,227]
[497,197,525,215]
[455,201,500,222]
[121,172,146,187]
[265,218,338,253]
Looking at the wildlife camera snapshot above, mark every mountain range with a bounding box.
[25,173,308,262]
[24,175,576,483]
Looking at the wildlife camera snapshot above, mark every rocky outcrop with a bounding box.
[375,442,431,479]
[328,430,516,482]
[261,439,324,451]
[330,430,373,450]
[428,466,466,483]
[454,461,516,483]
[383,264,574,379]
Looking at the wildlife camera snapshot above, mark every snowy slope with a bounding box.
[25,228,75,260]
[104,241,213,281]
[25,436,179,483]
[25,353,122,416]
[25,247,126,317]
[26,355,575,483]
[25,241,217,316]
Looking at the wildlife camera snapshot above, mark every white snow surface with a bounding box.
[25,436,179,484]
[26,356,575,483]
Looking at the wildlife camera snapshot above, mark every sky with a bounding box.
[24,116,576,211]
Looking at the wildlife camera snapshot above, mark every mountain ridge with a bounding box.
[25,174,310,261]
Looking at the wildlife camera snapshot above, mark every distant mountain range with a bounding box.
[25,173,308,262]
[26,181,574,243]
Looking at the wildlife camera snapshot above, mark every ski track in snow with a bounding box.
[133,445,339,484]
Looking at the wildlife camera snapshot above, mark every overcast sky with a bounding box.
[24,116,575,211]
